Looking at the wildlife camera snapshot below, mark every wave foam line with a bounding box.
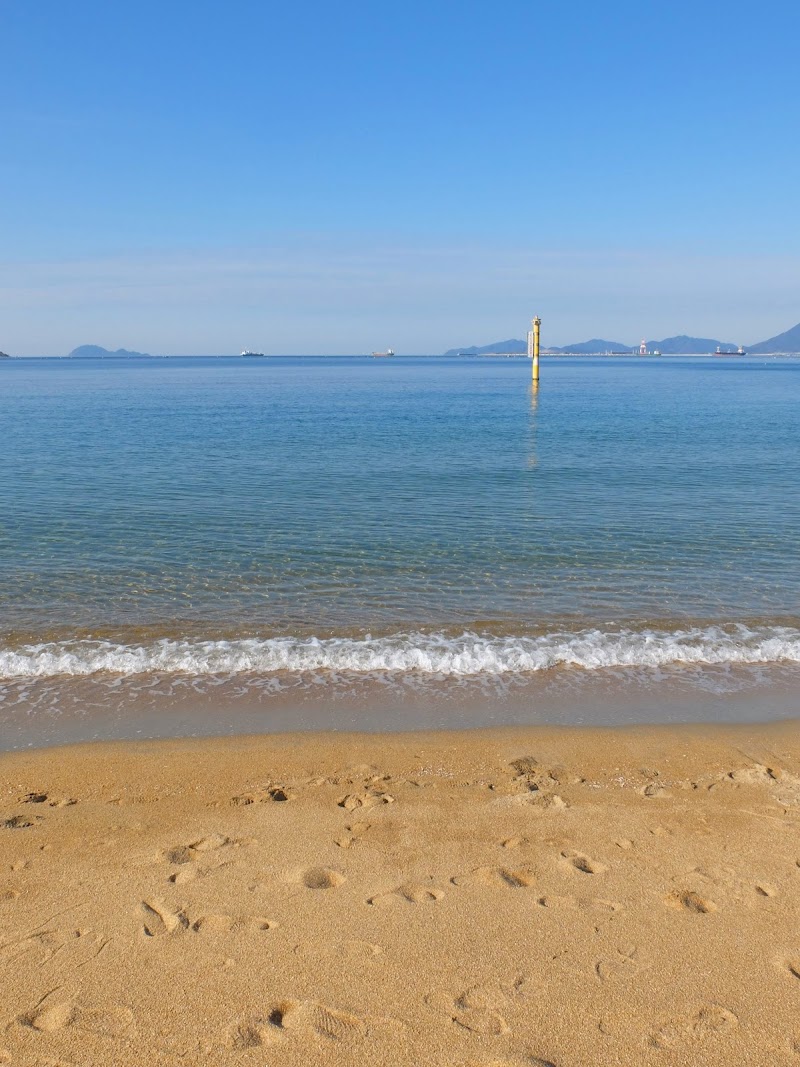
[1,626,800,679]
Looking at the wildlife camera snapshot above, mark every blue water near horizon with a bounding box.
[2,355,800,744]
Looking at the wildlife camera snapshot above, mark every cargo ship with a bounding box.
[372,348,395,358]
[241,350,265,357]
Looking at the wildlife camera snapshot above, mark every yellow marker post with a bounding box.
[531,316,541,382]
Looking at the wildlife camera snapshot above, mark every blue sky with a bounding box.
[2,0,799,353]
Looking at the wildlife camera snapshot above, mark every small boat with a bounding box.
[372,348,395,358]
[241,350,265,357]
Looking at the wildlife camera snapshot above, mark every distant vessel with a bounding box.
[372,348,395,358]
[715,346,746,356]
[241,350,265,357]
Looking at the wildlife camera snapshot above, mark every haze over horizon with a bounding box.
[2,0,799,355]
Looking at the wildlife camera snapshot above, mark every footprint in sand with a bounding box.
[452,866,536,889]
[24,1002,76,1033]
[299,867,347,890]
[192,914,236,934]
[726,764,785,787]
[466,1059,557,1067]
[267,1000,366,1043]
[23,1001,135,1038]
[163,835,230,865]
[502,836,527,850]
[454,1010,510,1036]
[537,895,623,915]
[368,882,445,906]
[338,790,395,812]
[334,821,371,848]
[560,850,608,875]
[169,867,198,885]
[430,983,514,1037]
[20,792,77,808]
[232,785,294,805]
[595,945,641,982]
[666,890,717,914]
[527,793,569,811]
[651,1004,738,1049]
[163,833,251,876]
[2,814,42,829]
[164,845,194,865]
[508,757,568,793]
[228,1014,282,1049]
[141,899,189,936]
[189,833,232,852]
[73,1005,136,1038]
[192,914,276,935]
[509,756,539,779]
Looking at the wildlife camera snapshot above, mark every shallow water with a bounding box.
[2,355,799,745]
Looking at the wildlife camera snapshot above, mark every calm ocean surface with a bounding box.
[2,355,800,745]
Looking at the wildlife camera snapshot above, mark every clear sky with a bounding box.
[2,0,799,354]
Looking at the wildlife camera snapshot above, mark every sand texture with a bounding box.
[2,722,800,1066]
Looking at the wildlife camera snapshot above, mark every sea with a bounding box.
[2,354,799,748]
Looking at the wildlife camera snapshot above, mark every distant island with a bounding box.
[0,351,10,359]
[445,320,800,355]
[443,339,528,356]
[68,345,151,358]
[550,338,633,354]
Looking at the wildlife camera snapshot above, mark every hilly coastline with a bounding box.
[747,321,800,354]
[445,321,800,355]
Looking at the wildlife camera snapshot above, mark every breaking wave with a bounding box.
[2,625,800,679]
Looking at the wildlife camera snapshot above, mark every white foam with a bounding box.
[1,625,800,679]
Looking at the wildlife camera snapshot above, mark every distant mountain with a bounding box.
[553,335,739,353]
[552,339,631,353]
[747,322,800,354]
[446,321,800,358]
[0,351,10,359]
[646,335,737,354]
[442,339,526,356]
[68,344,151,358]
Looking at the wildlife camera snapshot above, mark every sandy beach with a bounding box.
[1,723,799,1065]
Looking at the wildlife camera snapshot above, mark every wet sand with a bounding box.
[5,665,800,752]
[2,722,800,1065]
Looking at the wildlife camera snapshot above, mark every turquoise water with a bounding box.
[2,355,800,743]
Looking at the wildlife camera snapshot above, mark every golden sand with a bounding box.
[2,722,800,1066]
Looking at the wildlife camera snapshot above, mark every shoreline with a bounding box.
[3,721,800,1064]
[3,668,800,752]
